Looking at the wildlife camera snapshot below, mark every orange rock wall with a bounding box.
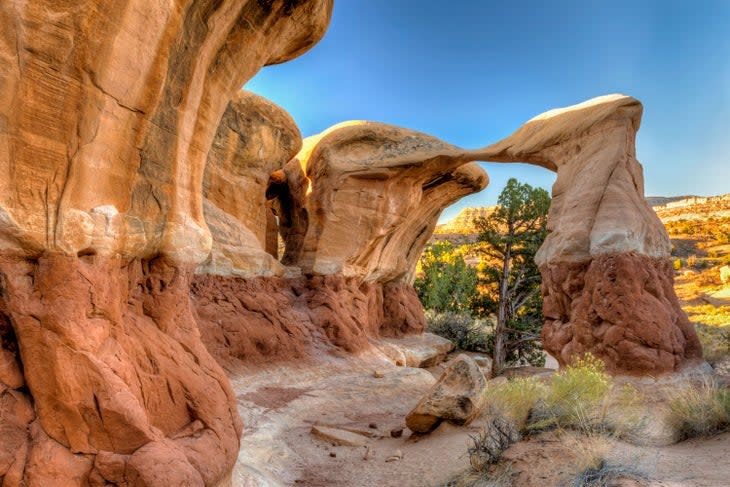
[541,253,702,375]
[192,275,425,370]
[0,253,241,485]
[0,1,334,485]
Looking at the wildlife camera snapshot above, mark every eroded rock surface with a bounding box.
[195,119,488,370]
[473,95,702,374]
[406,354,487,433]
[278,122,489,282]
[191,274,429,370]
[201,90,302,278]
[0,1,334,485]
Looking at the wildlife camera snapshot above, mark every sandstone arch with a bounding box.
[0,2,705,485]
[468,94,702,374]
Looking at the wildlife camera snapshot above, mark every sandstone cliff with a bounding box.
[0,1,333,485]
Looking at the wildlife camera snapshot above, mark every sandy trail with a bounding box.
[226,340,730,487]
[228,344,490,487]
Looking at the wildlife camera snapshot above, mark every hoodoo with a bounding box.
[0,1,333,485]
[472,95,702,374]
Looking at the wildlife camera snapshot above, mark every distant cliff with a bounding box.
[434,207,495,235]
[436,193,730,238]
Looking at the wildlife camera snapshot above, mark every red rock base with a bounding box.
[0,253,241,486]
[191,274,426,370]
[541,252,703,375]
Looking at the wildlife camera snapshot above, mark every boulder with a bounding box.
[406,354,487,433]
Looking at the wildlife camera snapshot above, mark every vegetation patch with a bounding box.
[425,311,492,353]
[483,354,641,437]
[667,379,730,439]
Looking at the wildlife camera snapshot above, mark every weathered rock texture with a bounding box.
[473,95,702,374]
[192,274,431,369]
[0,1,333,485]
[201,90,302,278]
[0,0,332,263]
[406,354,487,433]
[277,121,489,282]
[193,119,489,369]
[0,254,241,486]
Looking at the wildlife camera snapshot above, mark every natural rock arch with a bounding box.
[471,94,702,374]
[197,92,701,376]
[0,1,703,485]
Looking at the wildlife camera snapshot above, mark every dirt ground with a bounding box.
[479,429,730,487]
[229,343,487,487]
[226,338,730,487]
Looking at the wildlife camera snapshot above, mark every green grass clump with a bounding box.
[485,354,642,436]
[484,378,546,431]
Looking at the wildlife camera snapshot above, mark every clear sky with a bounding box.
[247,0,730,222]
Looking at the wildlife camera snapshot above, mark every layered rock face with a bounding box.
[0,1,333,485]
[194,120,489,369]
[200,90,301,278]
[473,95,702,374]
[278,122,488,282]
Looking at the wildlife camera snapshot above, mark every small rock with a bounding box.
[385,450,403,462]
[389,428,403,438]
[385,333,454,368]
[329,452,336,458]
[373,370,385,378]
[368,423,377,429]
[363,446,375,460]
[311,425,369,447]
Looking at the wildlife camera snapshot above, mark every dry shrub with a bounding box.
[467,416,521,472]
[484,354,644,437]
[567,433,645,487]
[666,379,730,439]
[426,311,492,353]
[695,324,730,365]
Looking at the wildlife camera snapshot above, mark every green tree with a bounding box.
[474,178,550,372]
[414,241,478,314]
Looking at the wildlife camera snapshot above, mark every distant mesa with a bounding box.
[434,207,495,235]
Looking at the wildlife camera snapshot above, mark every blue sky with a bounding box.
[247,0,730,222]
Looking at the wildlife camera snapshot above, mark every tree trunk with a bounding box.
[493,241,511,373]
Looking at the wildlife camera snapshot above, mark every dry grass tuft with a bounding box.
[483,354,643,437]
[567,433,646,487]
[666,379,730,439]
